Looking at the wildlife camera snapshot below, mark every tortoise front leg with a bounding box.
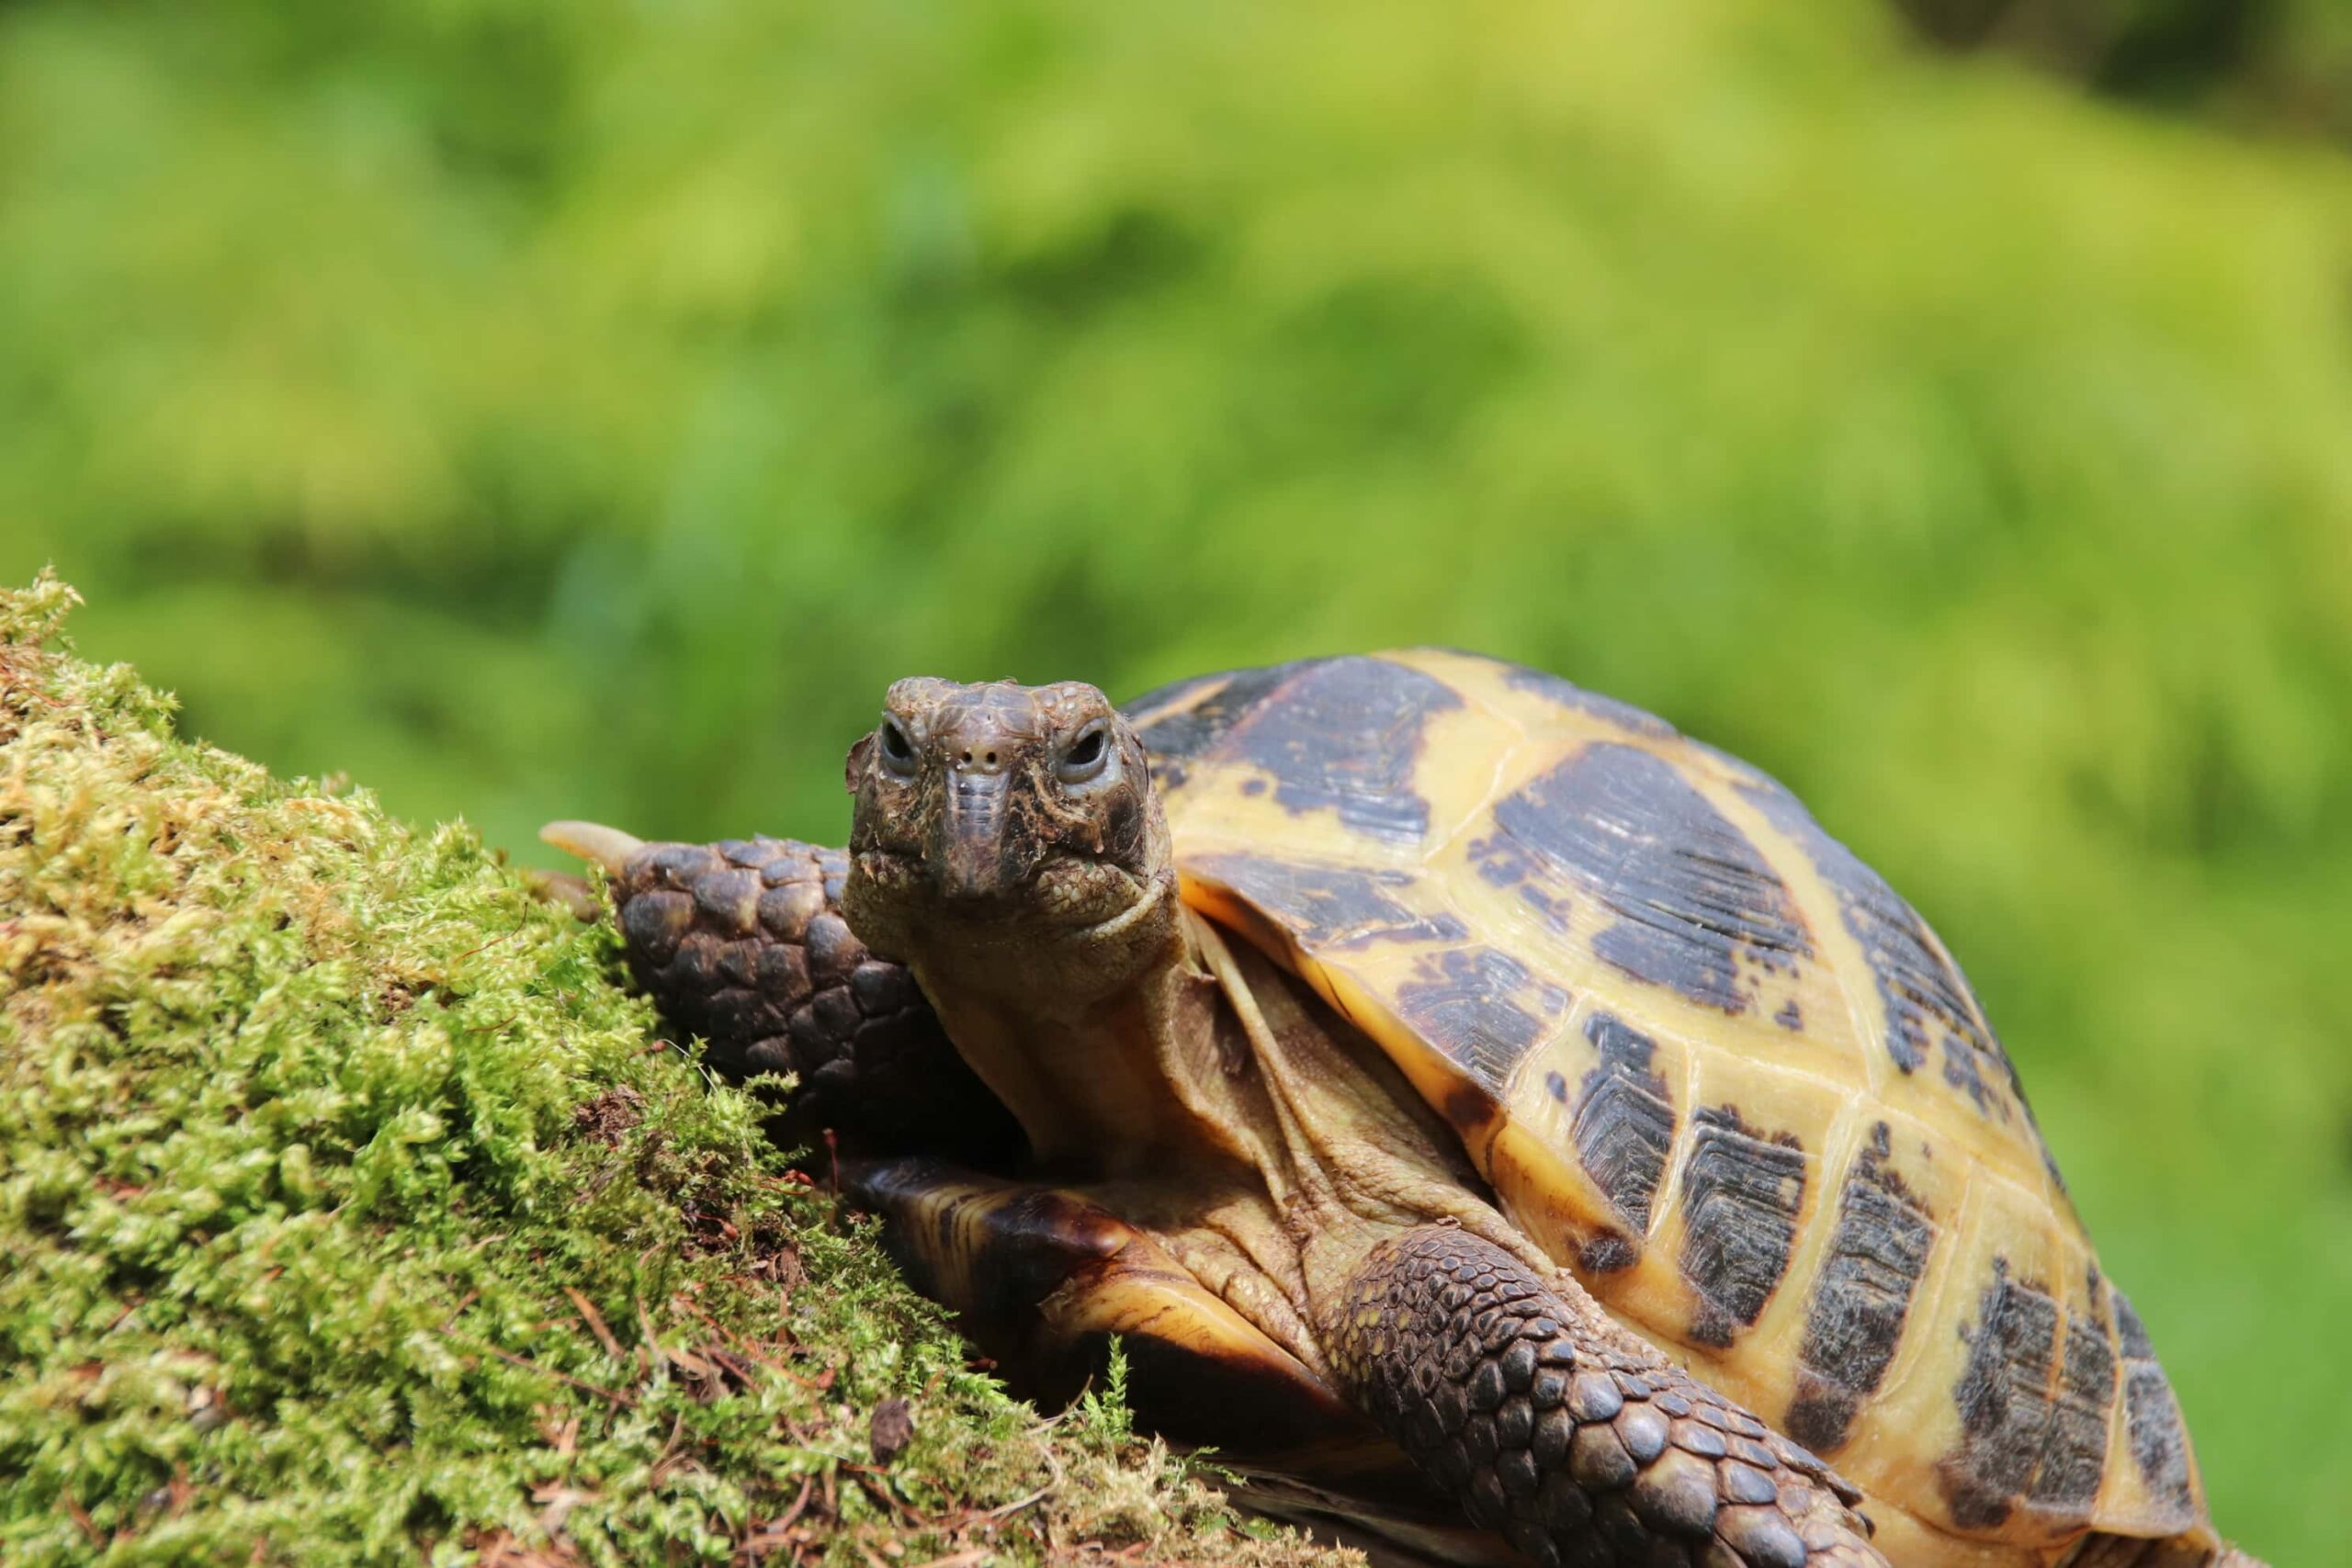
[541,822,1020,1166]
[1326,1226,1886,1568]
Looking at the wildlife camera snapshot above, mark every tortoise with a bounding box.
[544,650,2261,1568]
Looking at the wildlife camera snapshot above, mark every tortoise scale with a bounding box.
[546,650,2260,1568]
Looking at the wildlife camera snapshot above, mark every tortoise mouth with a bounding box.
[849,844,1151,933]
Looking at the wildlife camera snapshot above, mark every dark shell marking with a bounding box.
[2114,1292,2199,1521]
[2033,1305,2117,1516]
[1678,1106,1808,1348]
[1493,744,1813,1016]
[1123,660,1311,790]
[1940,1260,2055,1528]
[1226,657,1464,844]
[1393,946,1570,1094]
[1939,1256,2117,1530]
[1569,1012,1677,1255]
[1136,656,1466,843]
[1190,852,1470,949]
[1785,1122,1935,1454]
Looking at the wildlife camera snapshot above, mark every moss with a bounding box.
[0,571,1352,1568]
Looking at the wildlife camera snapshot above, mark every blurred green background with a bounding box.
[2,0,2346,1557]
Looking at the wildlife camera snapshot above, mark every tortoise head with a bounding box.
[842,678,1176,990]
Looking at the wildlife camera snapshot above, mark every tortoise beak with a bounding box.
[935,764,1019,902]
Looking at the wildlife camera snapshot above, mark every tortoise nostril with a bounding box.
[952,737,1012,774]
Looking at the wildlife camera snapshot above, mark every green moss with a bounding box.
[0,571,1351,1568]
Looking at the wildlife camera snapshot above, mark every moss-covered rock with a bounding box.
[0,571,1350,1568]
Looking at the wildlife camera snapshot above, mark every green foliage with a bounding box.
[1887,0,2352,139]
[0,575,1346,1568]
[0,1,2346,1558]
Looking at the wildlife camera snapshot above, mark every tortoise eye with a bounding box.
[876,717,917,775]
[1057,724,1110,785]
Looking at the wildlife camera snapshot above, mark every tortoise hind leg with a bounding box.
[1325,1225,1887,1568]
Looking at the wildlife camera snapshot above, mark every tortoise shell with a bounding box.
[1124,649,2209,1563]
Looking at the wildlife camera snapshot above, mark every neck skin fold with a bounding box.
[895,876,1254,1176]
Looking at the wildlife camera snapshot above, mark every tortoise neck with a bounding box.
[897,880,1248,1174]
